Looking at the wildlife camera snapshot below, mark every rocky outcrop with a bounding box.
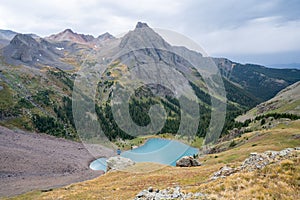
[210,166,238,180]
[210,147,299,180]
[135,147,299,199]
[202,145,227,154]
[176,156,201,167]
[134,186,206,200]
[106,156,135,172]
[241,147,298,171]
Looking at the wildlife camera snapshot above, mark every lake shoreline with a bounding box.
[90,138,199,171]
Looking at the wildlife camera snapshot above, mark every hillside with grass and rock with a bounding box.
[1,22,300,143]
[1,22,300,199]
[7,119,300,199]
[237,81,300,122]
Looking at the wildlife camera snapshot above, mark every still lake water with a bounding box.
[89,138,199,172]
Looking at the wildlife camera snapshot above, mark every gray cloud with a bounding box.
[0,0,299,65]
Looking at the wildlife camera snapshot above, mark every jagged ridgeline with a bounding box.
[1,22,300,142]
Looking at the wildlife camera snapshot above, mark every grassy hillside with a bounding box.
[226,64,300,101]
[237,81,300,122]
[0,65,79,140]
[7,120,300,200]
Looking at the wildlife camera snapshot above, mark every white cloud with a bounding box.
[197,16,300,55]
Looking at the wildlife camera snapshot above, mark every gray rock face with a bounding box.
[106,156,135,172]
[3,34,75,70]
[10,34,39,62]
[176,156,201,167]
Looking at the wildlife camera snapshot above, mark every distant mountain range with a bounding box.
[268,63,300,69]
[46,28,114,45]
[0,22,300,141]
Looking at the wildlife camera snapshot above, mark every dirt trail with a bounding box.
[0,126,114,197]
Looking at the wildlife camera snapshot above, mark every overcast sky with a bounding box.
[1,0,299,66]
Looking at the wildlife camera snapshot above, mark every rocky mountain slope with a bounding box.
[214,57,300,101]
[2,34,74,70]
[0,22,300,143]
[1,22,300,200]
[0,125,113,197]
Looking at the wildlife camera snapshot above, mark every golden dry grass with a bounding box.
[7,163,222,200]
[6,120,300,200]
[201,120,300,166]
[196,156,300,199]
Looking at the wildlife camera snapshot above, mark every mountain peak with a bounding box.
[62,28,74,34]
[6,34,40,63]
[47,28,95,44]
[119,21,171,52]
[97,32,114,40]
[135,22,149,29]
[10,34,38,47]
[0,29,18,41]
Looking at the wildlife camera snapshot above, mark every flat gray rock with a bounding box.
[106,156,135,172]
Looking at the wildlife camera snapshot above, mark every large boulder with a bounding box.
[176,156,201,167]
[106,156,135,172]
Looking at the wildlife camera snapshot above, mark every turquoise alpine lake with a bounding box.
[89,157,107,171]
[89,138,199,172]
